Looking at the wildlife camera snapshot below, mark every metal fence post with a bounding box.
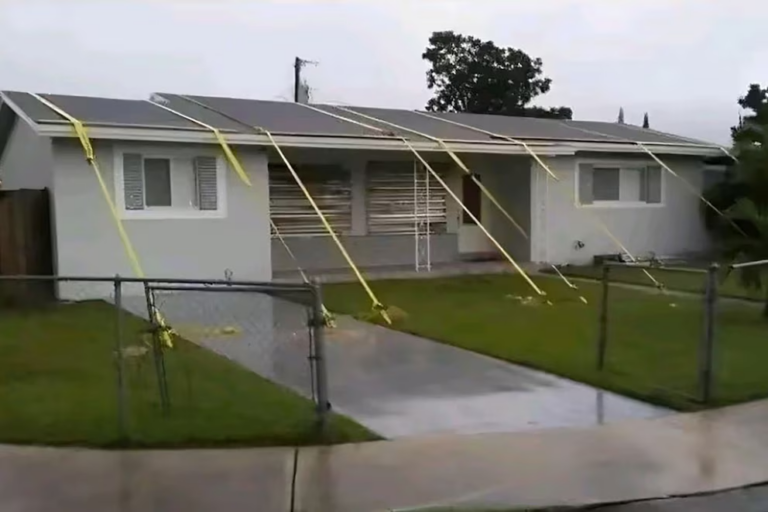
[310,279,330,434]
[113,276,127,442]
[143,282,170,414]
[699,263,719,403]
[597,263,611,371]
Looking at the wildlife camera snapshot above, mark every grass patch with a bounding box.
[0,301,377,448]
[546,264,764,301]
[324,274,768,411]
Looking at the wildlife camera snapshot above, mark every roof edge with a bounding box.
[33,122,720,157]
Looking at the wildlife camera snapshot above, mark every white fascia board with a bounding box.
[36,123,576,155]
[36,123,718,157]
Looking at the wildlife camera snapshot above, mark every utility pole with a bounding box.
[294,56,317,104]
[294,57,302,103]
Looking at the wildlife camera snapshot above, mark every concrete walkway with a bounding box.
[5,399,768,511]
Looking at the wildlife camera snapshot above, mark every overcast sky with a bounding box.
[1,0,766,144]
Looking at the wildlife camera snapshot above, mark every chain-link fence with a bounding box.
[0,275,329,447]
[596,262,718,404]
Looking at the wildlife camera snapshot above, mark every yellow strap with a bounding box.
[415,110,664,289]
[401,137,546,296]
[30,93,176,346]
[164,96,384,322]
[270,218,336,326]
[553,119,742,240]
[636,143,748,237]
[148,101,252,187]
[305,103,545,297]
[262,130,392,322]
[331,105,529,239]
[150,99,337,324]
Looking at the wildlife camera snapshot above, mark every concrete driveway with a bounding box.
[121,291,668,438]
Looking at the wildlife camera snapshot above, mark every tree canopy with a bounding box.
[703,83,768,315]
[422,31,572,119]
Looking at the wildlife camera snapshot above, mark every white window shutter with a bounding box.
[123,153,144,210]
[194,156,218,211]
[578,163,594,205]
[646,166,662,204]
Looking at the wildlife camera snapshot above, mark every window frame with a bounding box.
[575,158,665,209]
[114,145,228,220]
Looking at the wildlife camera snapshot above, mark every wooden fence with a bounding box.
[0,189,54,306]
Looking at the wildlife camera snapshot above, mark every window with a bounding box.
[579,163,662,206]
[119,151,223,218]
[269,164,352,236]
[366,161,447,235]
[143,158,172,207]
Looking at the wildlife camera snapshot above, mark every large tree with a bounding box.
[704,83,768,316]
[422,31,572,119]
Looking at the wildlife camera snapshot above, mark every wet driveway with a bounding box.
[321,316,669,437]
[119,290,669,438]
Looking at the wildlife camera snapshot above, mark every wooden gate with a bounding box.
[0,189,55,306]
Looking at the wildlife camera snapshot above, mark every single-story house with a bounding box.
[0,90,725,292]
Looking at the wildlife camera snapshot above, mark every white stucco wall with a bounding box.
[51,139,271,297]
[531,153,710,265]
[465,154,531,261]
[0,118,53,190]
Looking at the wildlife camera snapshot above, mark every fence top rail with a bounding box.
[0,275,315,290]
[730,259,768,270]
[603,261,709,275]
[147,284,313,295]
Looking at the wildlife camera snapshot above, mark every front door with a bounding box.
[458,173,493,257]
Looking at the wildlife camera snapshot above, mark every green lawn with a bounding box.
[324,274,768,411]
[0,301,376,448]
[545,264,765,301]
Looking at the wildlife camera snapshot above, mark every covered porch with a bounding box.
[268,146,535,281]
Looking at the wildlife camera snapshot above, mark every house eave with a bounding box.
[34,123,722,158]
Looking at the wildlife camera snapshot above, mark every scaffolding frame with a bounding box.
[414,160,432,272]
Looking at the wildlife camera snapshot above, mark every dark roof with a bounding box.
[427,111,618,142]
[2,91,205,131]
[320,106,494,142]
[563,120,705,145]
[0,89,714,147]
[169,95,389,138]
[151,94,249,132]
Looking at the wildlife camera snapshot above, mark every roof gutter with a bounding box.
[28,118,721,158]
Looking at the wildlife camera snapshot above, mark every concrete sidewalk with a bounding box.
[4,399,768,512]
